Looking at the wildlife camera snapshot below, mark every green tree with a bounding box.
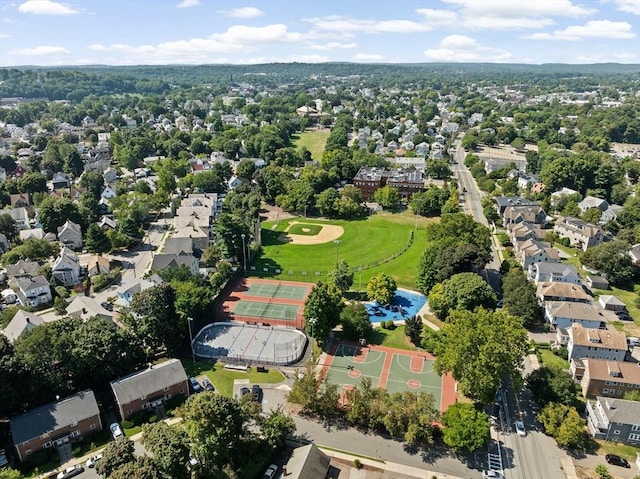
[580,240,636,286]
[85,223,112,254]
[441,402,490,452]
[410,186,450,217]
[2,238,59,264]
[18,172,48,194]
[260,407,296,452]
[404,315,423,347]
[624,389,640,401]
[374,185,399,209]
[96,437,136,478]
[0,213,17,240]
[79,171,105,198]
[366,272,397,305]
[434,308,528,403]
[37,196,85,234]
[425,159,452,179]
[428,273,496,320]
[303,280,344,343]
[236,159,257,180]
[502,269,543,328]
[327,259,353,293]
[0,470,23,479]
[109,457,163,479]
[526,366,579,407]
[340,303,372,340]
[141,422,190,479]
[288,361,322,413]
[594,464,612,479]
[538,402,588,450]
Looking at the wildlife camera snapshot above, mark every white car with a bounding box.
[515,420,526,437]
[110,422,124,440]
[86,453,103,468]
[262,464,278,479]
[482,470,504,479]
[56,465,84,479]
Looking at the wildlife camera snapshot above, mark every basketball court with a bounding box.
[218,278,313,329]
[321,341,457,413]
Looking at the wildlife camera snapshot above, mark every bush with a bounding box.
[26,449,55,467]
[129,410,153,426]
[121,420,134,429]
[148,415,158,423]
[71,444,83,457]
[385,320,396,330]
[353,459,362,469]
[560,237,571,247]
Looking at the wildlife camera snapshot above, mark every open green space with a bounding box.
[288,223,322,235]
[291,129,330,161]
[366,325,417,351]
[183,360,285,397]
[255,212,435,289]
[596,440,640,462]
[536,346,570,370]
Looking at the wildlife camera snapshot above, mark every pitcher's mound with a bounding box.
[278,221,344,245]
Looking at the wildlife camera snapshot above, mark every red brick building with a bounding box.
[353,167,424,201]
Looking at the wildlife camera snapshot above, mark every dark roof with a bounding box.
[10,390,99,444]
[284,444,330,479]
[495,196,538,208]
[110,359,187,405]
[164,237,194,255]
[595,396,640,424]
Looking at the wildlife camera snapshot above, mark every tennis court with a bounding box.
[232,300,300,321]
[321,341,457,412]
[244,281,309,300]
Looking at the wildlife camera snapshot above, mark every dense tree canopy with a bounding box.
[428,272,497,320]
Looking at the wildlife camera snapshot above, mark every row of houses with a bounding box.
[497,195,640,447]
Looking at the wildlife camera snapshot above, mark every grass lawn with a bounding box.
[182,360,285,397]
[536,347,569,369]
[291,129,330,161]
[554,243,585,276]
[367,325,417,351]
[255,211,435,289]
[288,223,322,235]
[596,440,640,461]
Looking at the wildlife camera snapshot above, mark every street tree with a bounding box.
[0,469,22,479]
[425,159,452,179]
[96,437,136,478]
[428,273,496,320]
[1,238,59,264]
[303,280,344,343]
[37,196,85,233]
[0,335,29,418]
[84,223,112,254]
[502,269,543,328]
[18,172,48,194]
[327,259,354,293]
[526,366,579,407]
[426,213,492,254]
[441,402,490,452]
[141,422,190,479]
[434,308,528,403]
[538,402,588,450]
[109,457,163,479]
[79,171,105,198]
[366,272,397,305]
[260,407,296,452]
[288,361,321,413]
[340,303,372,340]
[410,185,450,217]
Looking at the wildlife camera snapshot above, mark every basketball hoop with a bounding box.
[359,338,366,346]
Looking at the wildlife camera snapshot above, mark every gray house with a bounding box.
[586,396,640,445]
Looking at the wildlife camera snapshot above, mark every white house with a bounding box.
[567,324,628,362]
[13,275,52,307]
[545,301,617,330]
[52,247,81,286]
[528,263,582,285]
[57,220,83,250]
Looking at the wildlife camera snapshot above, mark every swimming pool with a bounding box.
[365,288,427,323]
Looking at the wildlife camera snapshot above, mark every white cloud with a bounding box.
[353,53,384,62]
[10,45,69,55]
[18,0,79,15]
[87,43,109,51]
[177,0,199,8]
[415,8,458,24]
[526,20,636,41]
[424,35,512,62]
[0,33,9,39]
[304,15,431,34]
[604,0,640,15]
[213,24,302,44]
[309,41,358,51]
[220,7,264,18]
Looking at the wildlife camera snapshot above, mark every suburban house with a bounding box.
[12,275,52,307]
[567,324,628,362]
[600,204,623,225]
[599,295,627,312]
[100,185,117,201]
[629,243,640,266]
[578,195,609,214]
[554,216,606,251]
[545,301,616,330]
[163,237,194,256]
[8,207,29,230]
[502,204,547,226]
[550,187,579,208]
[586,396,640,445]
[495,196,539,216]
[66,295,113,321]
[57,220,83,250]
[52,247,81,287]
[87,255,111,277]
[353,166,424,201]
[110,358,189,420]
[2,310,44,343]
[150,253,199,276]
[507,222,545,243]
[1,288,18,304]
[170,225,209,251]
[115,276,162,307]
[19,228,45,242]
[103,167,118,184]
[51,172,71,189]
[99,216,117,231]
[10,193,30,208]
[6,259,39,279]
[537,282,592,305]
[9,390,102,462]
[586,275,609,290]
[572,358,640,398]
[515,239,560,268]
[528,263,581,286]
[282,443,331,479]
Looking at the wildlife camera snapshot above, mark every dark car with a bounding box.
[101,302,114,311]
[240,387,251,398]
[605,454,630,468]
[251,384,262,402]
[615,311,632,321]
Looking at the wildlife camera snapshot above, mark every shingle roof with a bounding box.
[595,396,640,424]
[110,359,187,406]
[583,359,640,384]
[10,390,99,445]
[2,310,44,343]
[546,301,616,322]
[284,444,330,479]
[569,324,627,350]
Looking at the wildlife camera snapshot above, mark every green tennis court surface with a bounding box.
[231,300,300,321]
[245,282,309,300]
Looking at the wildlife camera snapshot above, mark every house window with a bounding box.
[90,424,96,430]
[26,449,32,456]
[71,431,80,438]
[40,432,50,439]
[43,442,52,448]
[602,389,612,395]
[140,395,147,400]
[163,387,169,392]
[631,425,640,431]
[629,433,640,441]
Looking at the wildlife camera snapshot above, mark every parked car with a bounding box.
[251,384,262,402]
[189,377,202,393]
[515,420,526,437]
[100,302,114,311]
[615,311,632,320]
[0,449,8,467]
[110,422,124,440]
[262,464,278,479]
[605,454,630,468]
[86,454,102,468]
[628,337,640,347]
[482,470,503,479]
[201,378,215,392]
[240,386,251,397]
[56,465,84,479]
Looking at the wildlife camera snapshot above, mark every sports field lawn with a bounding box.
[255,212,435,289]
[291,129,330,161]
[288,223,322,235]
[183,360,284,397]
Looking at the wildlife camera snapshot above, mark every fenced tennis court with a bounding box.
[192,321,307,365]
[217,278,312,329]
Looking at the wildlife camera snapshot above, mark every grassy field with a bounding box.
[291,129,330,161]
[254,211,435,289]
[536,347,569,370]
[367,325,417,351]
[183,360,285,397]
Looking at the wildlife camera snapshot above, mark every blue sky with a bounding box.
[0,0,638,66]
